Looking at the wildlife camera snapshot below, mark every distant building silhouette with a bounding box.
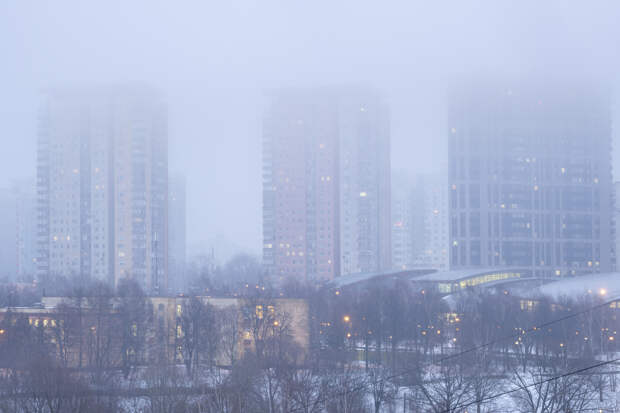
[168,174,187,293]
[448,80,612,276]
[391,173,449,271]
[36,87,168,291]
[263,87,391,282]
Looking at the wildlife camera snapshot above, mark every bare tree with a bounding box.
[325,366,369,413]
[117,278,153,377]
[367,363,398,413]
[177,296,219,376]
[86,281,119,385]
[511,365,597,413]
[417,363,471,413]
[49,301,80,368]
[219,305,241,367]
[285,368,326,413]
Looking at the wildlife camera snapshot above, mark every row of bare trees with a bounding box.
[1,271,620,412]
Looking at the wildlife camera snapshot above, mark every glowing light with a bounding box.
[600,288,607,296]
[343,315,350,323]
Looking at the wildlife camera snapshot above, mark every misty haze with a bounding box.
[1,1,620,412]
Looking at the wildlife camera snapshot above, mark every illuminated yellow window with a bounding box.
[176,325,183,338]
[256,305,263,319]
[176,304,182,317]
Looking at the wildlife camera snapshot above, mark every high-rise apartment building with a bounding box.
[413,174,450,270]
[391,173,416,270]
[391,173,449,271]
[263,88,391,282]
[37,87,168,291]
[448,81,612,276]
[168,174,187,292]
[15,180,38,279]
[0,189,18,281]
[613,181,620,271]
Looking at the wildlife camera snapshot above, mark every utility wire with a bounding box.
[442,357,620,413]
[289,295,618,412]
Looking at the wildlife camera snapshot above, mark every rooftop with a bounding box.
[537,272,620,301]
[412,267,526,283]
[329,268,436,289]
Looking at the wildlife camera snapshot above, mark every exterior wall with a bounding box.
[391,173,416,270]
[448,81,612,277]
[36,88,168,291]
[0,189,18,280]
[391,173,449,271]
[15,180,38,279]
[263,88,391,283]
[614,182,620,271]
[338,93,391,275]
[263,94,340,283]
[414,174,450,270]
[0,296,309,368]
[168,174,187,293]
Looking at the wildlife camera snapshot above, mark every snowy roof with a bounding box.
[412,267,526,283]
[537,272,620,301]
[329,268,436,289]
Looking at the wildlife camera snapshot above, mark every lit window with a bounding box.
[359,192,367,197]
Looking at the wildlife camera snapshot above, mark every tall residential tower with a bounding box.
[448,81,612,276]
[263,88,391,282]
[37,87,168,291]
[168,174,187,292]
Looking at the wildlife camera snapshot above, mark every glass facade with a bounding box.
[448,82,612,277]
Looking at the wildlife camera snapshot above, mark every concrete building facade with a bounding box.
[36,87,168,291]
[168,174,187,293]
[448,81,612,277]
[263,88,391,283]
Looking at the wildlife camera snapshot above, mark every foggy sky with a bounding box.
[1,1,619,260]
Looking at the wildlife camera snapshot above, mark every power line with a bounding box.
[442,357,620,413]
[289,294,618,412]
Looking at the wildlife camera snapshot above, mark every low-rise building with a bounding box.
[0,296,309,368]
